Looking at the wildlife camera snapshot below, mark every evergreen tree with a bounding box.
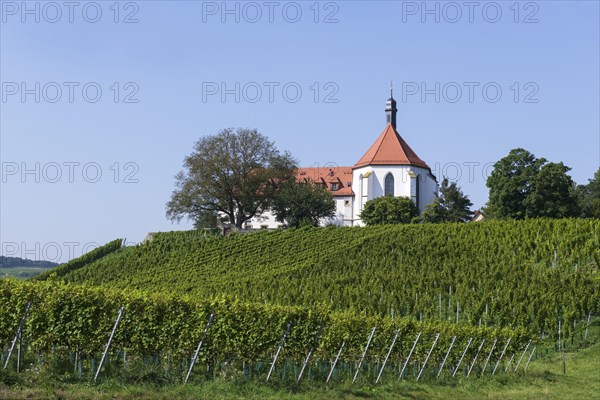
[422,177,473,223]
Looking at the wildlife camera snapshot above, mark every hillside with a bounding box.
[55,219,600,335]
[0,256,59,279]
[0,256,58,269]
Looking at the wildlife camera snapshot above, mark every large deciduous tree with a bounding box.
[485,148,546,219]
[576,167,600,219]
[526,162,579,218]
[421,177,473,223]
[360,196,419,225]
[272,180,336,227]
[166,128,297,229]
[486,148,580,219]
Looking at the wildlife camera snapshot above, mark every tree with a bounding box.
[360,196,419,225]
[421,177,473,223]
[526,162,579,218]
[272,180,336,227]
[192,210,221,229]
[166,128,297,229]
[486,148,582,219]
[577,167,600,218]
[485,148,546,219]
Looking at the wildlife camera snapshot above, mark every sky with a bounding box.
[1,0,599,262]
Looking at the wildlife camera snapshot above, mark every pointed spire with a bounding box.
[385,83,397,129]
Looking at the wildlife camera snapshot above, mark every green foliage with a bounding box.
[526,162,579,218]
[166,128,297,229]
[2,342,600,398]
[486,149,580,219]
[35,239,123,281]
[272,180,336,227]
[577,167,600,219]
[0,256,57,269]
[0,279,527,366]
[50,220,600,338]
[486,148,546,219]
[421,177,473,223]
[360,196,419,225]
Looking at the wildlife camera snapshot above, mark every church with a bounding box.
[248,94,439,228]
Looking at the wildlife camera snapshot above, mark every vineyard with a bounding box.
[52,219,599,338]
[2,219,598,389]
[1,279,531,384]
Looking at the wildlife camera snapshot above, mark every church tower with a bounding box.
[385,89,397,129]
[351,91,439,226]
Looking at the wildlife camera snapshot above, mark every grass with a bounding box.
[0,267,49,280]
[1,342,598,399]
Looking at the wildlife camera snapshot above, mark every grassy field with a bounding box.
[0,267,49,280]
[1,342,598,399]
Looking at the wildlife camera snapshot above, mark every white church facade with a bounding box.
[248,94,438,229]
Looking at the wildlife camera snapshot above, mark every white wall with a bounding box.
[247,209,281,230]
[352,165,438,226]
[325,196,354,226]
[247,195,354,229]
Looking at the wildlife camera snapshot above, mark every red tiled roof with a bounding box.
[296,167,354,197]
[354,124,430,169]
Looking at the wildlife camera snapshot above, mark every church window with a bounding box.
[384,173,394,196]
[415,176,420,209]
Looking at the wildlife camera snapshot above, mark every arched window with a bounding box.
[359,174,364,209]
[415,175,420,209]
[384,173,394,196]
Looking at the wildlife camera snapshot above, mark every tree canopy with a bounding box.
[485,148,546,219]
[360,195,419,225]
[485,148,579,219]
[421,177,473,223]
[272,179,336,227]
[577,167,600,219]
[166,128,297,229]
[526,162,579,218]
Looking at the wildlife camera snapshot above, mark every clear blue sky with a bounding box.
[1,1,599,262]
